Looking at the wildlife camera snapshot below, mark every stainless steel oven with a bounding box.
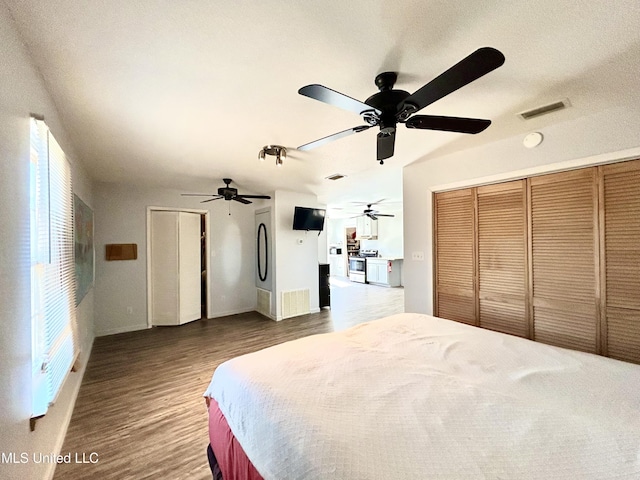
[349,250,378,283]
[348,256,366,283]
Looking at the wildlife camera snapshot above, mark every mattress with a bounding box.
[208,397,262,480]
[204,313,640,479]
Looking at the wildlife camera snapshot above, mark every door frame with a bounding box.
[146,206,211,328]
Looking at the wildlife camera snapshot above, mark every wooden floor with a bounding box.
[54,279,404,479]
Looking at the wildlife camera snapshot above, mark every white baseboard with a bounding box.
[207,307,256,319]
[275,306,320,322]
[97,307,267,336]
[95,323,150,337]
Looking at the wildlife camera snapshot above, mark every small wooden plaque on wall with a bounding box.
[105,243,138,261]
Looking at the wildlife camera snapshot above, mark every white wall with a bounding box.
[403,105,640,315]
[326,217,346,246]
[0,4,94,479]
[273,190,325,319]
[357,212,404,258]
[94,182,263,336]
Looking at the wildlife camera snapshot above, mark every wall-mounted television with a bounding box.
[292,206,326,231]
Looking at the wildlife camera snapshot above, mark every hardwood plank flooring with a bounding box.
[54,279,404,479]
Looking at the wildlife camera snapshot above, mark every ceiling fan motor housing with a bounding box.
[218,178,235,199]
[218,186,238,198]
[364,74,411,131]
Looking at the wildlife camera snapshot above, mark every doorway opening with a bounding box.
[200,213,207,319]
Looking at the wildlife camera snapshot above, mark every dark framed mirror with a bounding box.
[257,222,268,282]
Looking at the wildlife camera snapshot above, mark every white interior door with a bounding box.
[151,211,179,325]
[178,211,202,324]
[150,210,201,326]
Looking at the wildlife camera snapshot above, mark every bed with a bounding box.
[203,313,640,479]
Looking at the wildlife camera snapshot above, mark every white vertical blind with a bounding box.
[30,118,78,417]
[30,119,49,416]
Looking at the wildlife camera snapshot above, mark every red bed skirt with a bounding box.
[208,397,264,480]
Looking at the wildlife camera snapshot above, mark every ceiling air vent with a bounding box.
[518,99,570,120]
[325,173,346,181]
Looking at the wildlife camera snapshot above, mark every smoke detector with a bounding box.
[523,132,544,148]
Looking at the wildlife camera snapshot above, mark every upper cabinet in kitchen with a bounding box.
[356,216,378,239]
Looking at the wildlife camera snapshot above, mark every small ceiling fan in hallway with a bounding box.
[351,203,395,221]
[181,178,271,204]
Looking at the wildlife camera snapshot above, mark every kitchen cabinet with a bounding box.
[366,258,402,287]
[356,216,378,239]
[329,255,345,277]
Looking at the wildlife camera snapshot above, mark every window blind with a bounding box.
[30,118,78,417]
[30,119,49,417]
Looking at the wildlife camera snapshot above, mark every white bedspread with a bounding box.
[204,313,640,479]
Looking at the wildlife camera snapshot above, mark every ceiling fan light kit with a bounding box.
[297,47,505,164]
[258,145,286,167]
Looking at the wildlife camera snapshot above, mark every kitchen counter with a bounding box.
[365,258,403,287]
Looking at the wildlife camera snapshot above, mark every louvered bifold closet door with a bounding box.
[601,159,640,363]
[529,169,599,353]
[477,181,529,337]
[434,188,476,324]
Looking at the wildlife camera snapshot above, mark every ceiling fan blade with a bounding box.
[298,125,371,151]
[350,199,387,207]
[181,193,214,197]
[405,115,491,134]
[368,214,378,220]
[238,195,271,200]
[200,196,223,203]
[375,213,395,218]
[233,197,252,204]
[377,129,396,161]
[401,47,505,114]
[298,85,381,116]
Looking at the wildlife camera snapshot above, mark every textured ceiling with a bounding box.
[6,0,640,209]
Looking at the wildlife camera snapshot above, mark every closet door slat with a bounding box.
[434,189,476,325]
[603,159,640,363]
[530,169,598,353]
[477,181,528,337]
